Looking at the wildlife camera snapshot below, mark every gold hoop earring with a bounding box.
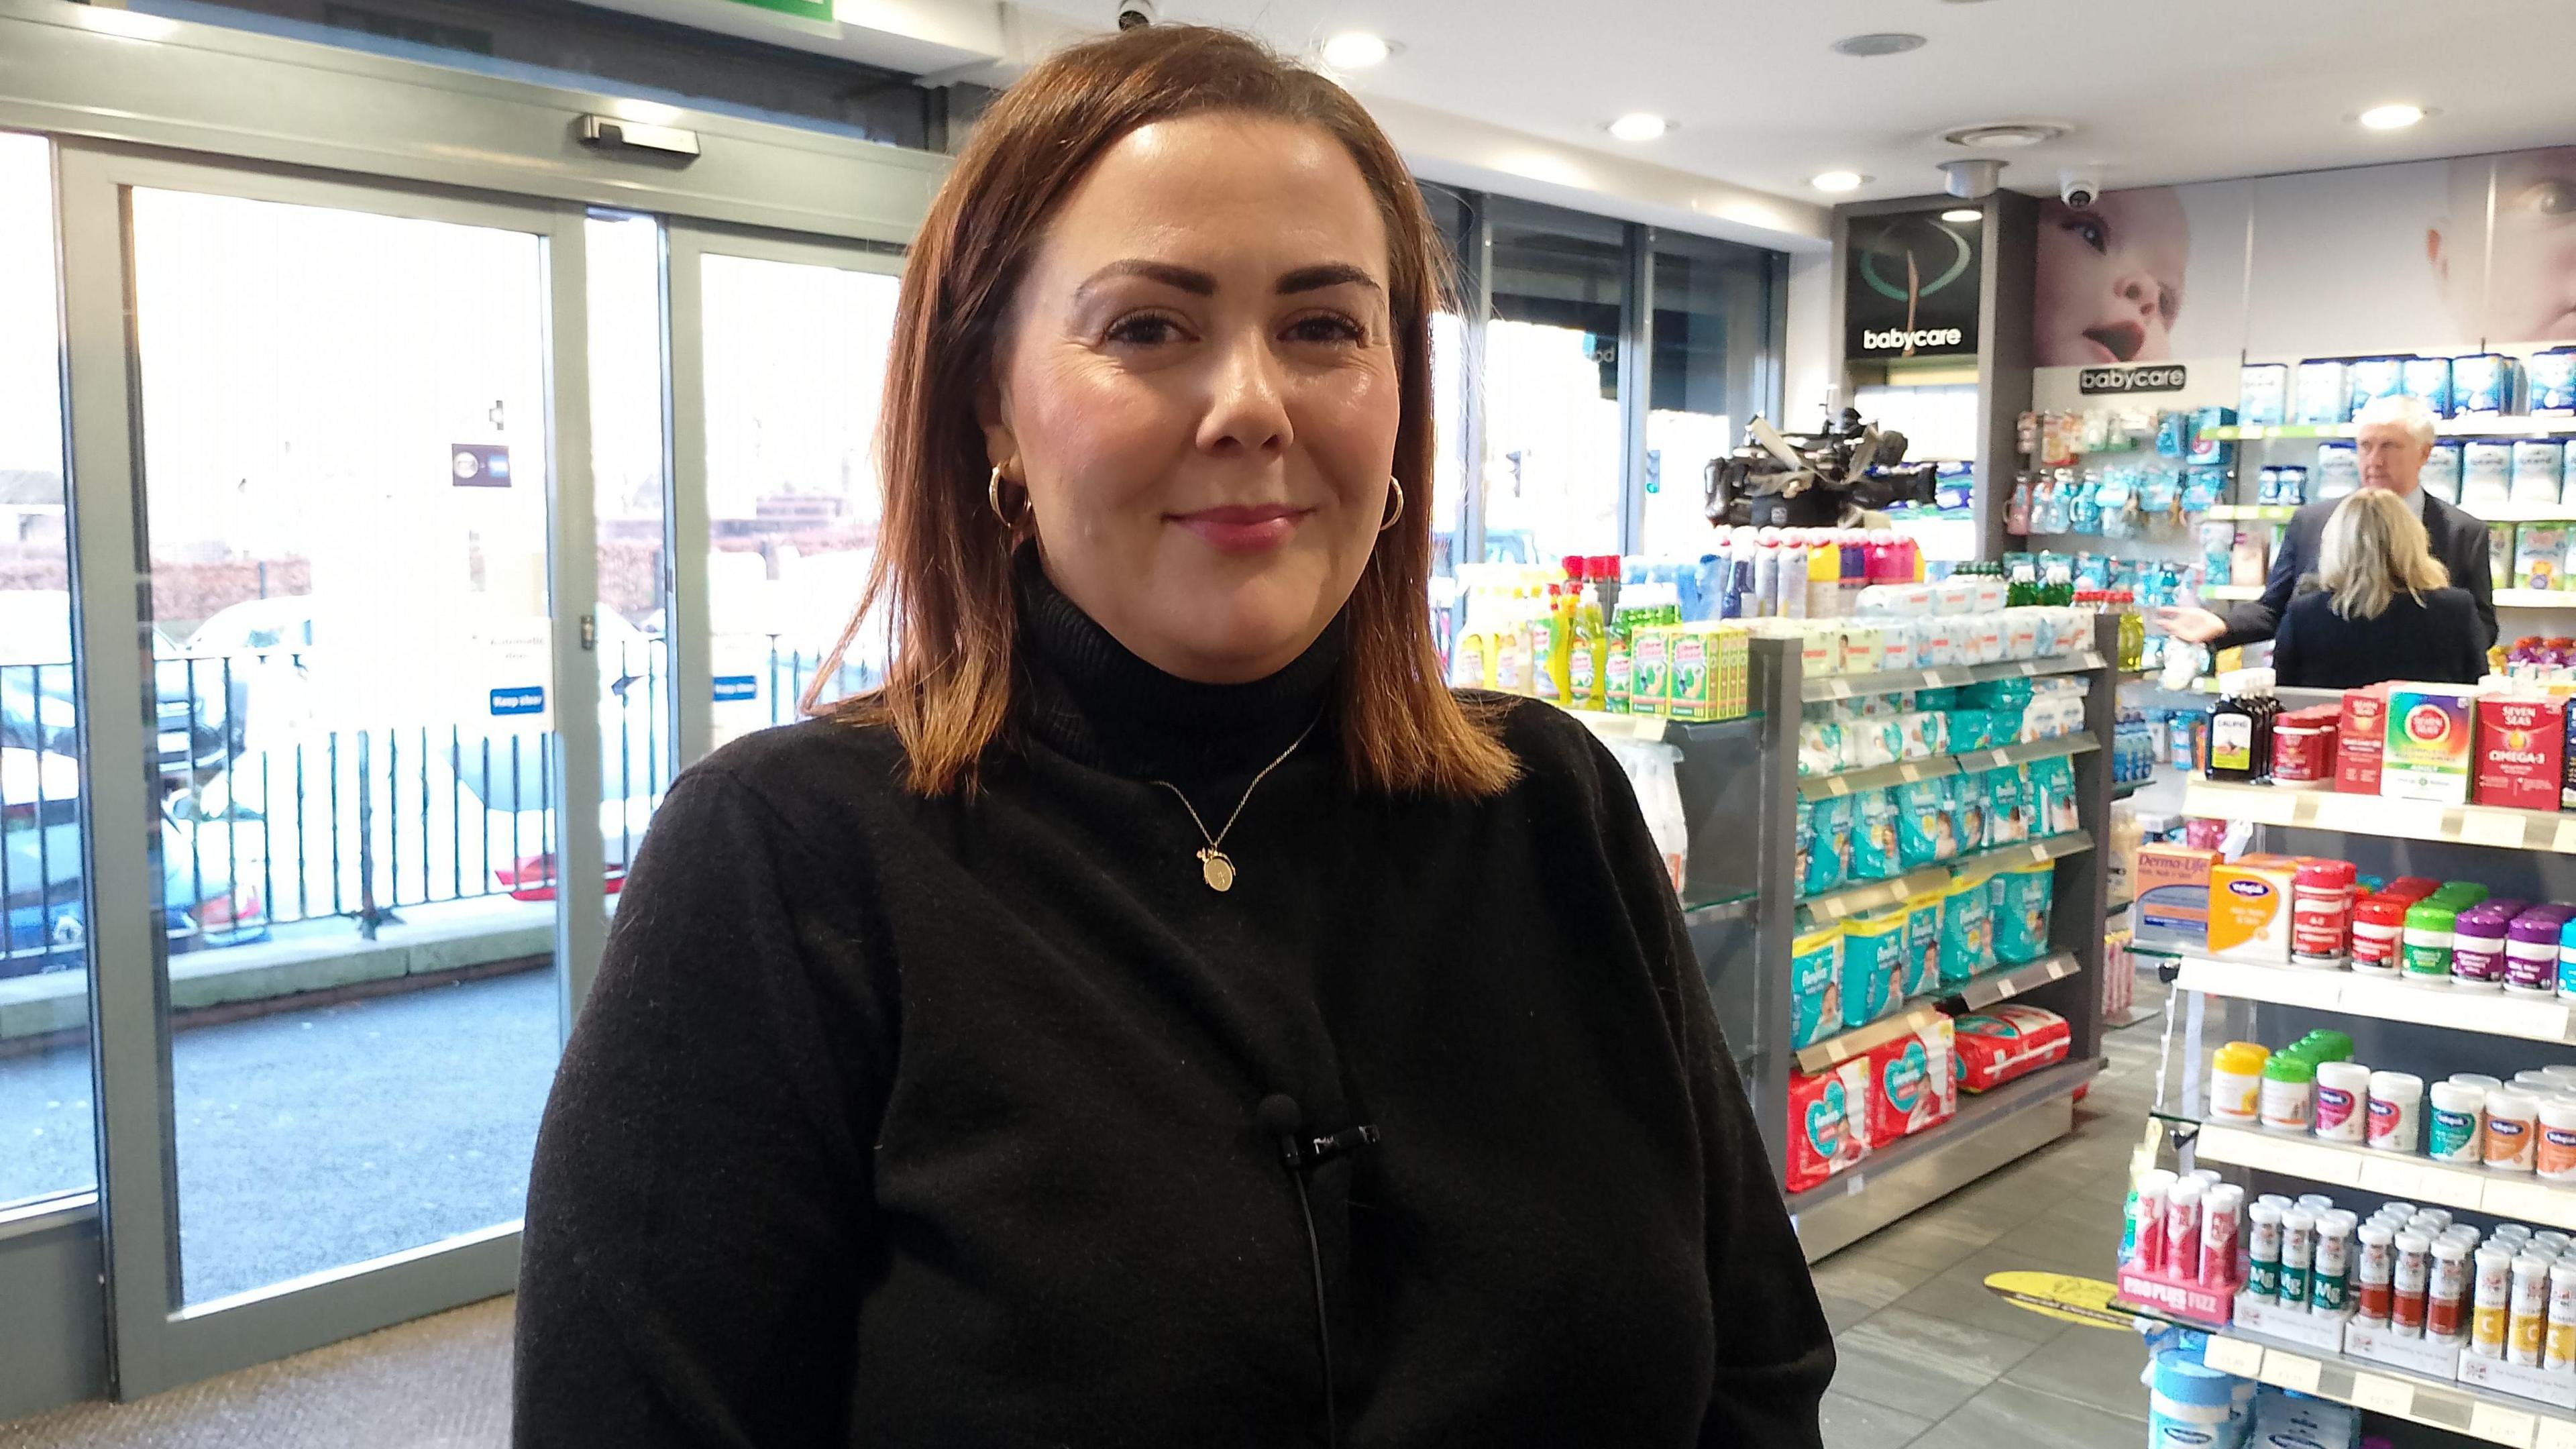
[1378,476,1405,533]
[988,466,1028,531]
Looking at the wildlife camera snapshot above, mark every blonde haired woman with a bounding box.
[2271,488,2488,688]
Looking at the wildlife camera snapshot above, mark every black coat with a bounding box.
[513,572,1833,1448]
[2270,586,2491,689]
[2218,490,2498,653]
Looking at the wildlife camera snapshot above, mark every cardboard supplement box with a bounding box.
[2337,684,2391,795]
[2382,683,2483,805]
[2477,694,2568,811]
[2208,854,2300,965]
[2134,843,2222,955]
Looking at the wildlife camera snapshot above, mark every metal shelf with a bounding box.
[1944,951,2082,1014]
[1797,732,2098,800]
[1562,707,1761,745]
[2207,417,2576,441]
[2169,955,2576,1046]
[1681,891,1758,926]
[1786,1059,2100,1261]
[2121,1303,2576,1448]
[1797,829,2095,922]
[1800,651,2108,703]
[2157,1114,2576,1232]
[2184,778,2576,855]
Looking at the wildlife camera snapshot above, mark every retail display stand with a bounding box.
[2130,737,2576,1445]
[1653,621,2114,1262]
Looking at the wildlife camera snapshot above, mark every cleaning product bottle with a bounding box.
[2007,472,2034,536]
[1572,566,1608,710]
[1493,596,1528,695]
[1806,529,1841,619]
[1605,603,1634,714]
[1544,580,1575,704]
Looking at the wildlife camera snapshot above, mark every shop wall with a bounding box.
[2031,146,2576,367]
[1782,249,1834,430]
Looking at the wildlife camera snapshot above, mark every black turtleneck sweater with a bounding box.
[513,569,1832,1448]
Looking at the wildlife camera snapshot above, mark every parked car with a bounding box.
[1,746,268,978]
[0,590,241,785]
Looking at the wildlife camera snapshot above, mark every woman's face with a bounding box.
[983,113,1401,686]
[2031,190,2190,366]
[2485,148,2576,343]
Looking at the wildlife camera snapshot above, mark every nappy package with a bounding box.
[1790,919,1841,1050]
[1864,1017,1956,1142]
[1902,890,1943,997]
[1938,871,1992,985]
[1839,908,1907,1029]
[1847,787,1900,883]
[1991,862,2055,965]
[1784,1058,1870,1193]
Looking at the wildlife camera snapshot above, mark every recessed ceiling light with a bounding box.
[1831,32,1927,57]
[2359,103,2426,131]
[1941,121,2070,149]
[1812,171,1868,193]
[1320,32,1393,70]
[1941,208,1982,223]
[1608,113,1670,142]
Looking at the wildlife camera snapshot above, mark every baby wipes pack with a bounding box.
[1847,787,1900,883]
[1839,908,1907,1030]
[2463,439,2516,512]
[1791,920,1843,1050]
[1992,863,2056,965]
[1901,890,1943,997]
[2513,439,2565,508]
[1938,871,1992,985]
[1895,778,1958,869]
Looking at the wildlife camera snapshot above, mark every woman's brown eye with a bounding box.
[1286,315,1364,343]
[1107,315,1182,345]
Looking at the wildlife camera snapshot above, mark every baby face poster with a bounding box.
[2031,147,2576,364]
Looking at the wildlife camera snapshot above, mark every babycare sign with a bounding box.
[1845,209,1982,360]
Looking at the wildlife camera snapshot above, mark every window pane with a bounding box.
[0,131,91,1212]
[699,252,901,743]
[588,213,669,881]
[1643,235,1775,558]
[1485,202,1625,564]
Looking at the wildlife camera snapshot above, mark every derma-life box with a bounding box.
[2381,683,2484,806]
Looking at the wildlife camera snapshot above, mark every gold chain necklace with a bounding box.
[1148,715,1320,893]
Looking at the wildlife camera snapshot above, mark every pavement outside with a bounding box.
[0,967,556,1305]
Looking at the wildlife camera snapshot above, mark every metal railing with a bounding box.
[0,637,875,975]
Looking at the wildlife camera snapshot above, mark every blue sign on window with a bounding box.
[490,686,546,716]
[712,675,758,702]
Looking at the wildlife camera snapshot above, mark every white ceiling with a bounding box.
[1024,0,2576,205]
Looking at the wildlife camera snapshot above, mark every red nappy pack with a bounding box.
[1949,1004,2072,1094]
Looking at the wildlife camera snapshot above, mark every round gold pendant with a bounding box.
[1198,848,1236,892]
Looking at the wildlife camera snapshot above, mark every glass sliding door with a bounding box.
[0,132,95,1214]
[585,211,674,887]
[1483,200,1628,565]
[56,141,601,1394]
[1642,233,1778,558]
[666,226,903,765]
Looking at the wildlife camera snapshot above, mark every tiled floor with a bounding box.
[1813,980,2169,1449]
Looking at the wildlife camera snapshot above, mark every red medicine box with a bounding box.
[2479,696,2568,811]
[2337,684,2391,795]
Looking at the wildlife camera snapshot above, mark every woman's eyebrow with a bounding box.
[1277,262,1383,295]
[1072,259,1218,305]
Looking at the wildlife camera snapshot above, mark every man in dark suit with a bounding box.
[2155,393,2497,653]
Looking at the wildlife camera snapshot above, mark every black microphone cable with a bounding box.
[1258,1093,1339,1449]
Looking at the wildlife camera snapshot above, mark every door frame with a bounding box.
[54,137,606,1398]
[661,220,904,769]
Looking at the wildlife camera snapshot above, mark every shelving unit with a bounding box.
[1716,624,2114,1261]
[2141,743,2576,1439]
[2159,1115,2576,1230]
[1796,732,2098,800]
[2123,1306,2576,1448]
[2182,780,2576,855]
[2206,419,2576,441]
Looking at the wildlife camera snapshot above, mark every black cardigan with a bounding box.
[511,573,1832,1448]
[2270,586,2490,690]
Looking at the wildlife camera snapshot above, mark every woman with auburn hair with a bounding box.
[515,21,1828,1449]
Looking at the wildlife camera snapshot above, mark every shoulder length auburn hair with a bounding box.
[817,22,1517,798]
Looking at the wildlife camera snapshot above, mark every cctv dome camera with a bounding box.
[1117,0,1157,28]
[2059,169,2101,210]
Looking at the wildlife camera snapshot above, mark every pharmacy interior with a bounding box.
[1782,160,2576,1447]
